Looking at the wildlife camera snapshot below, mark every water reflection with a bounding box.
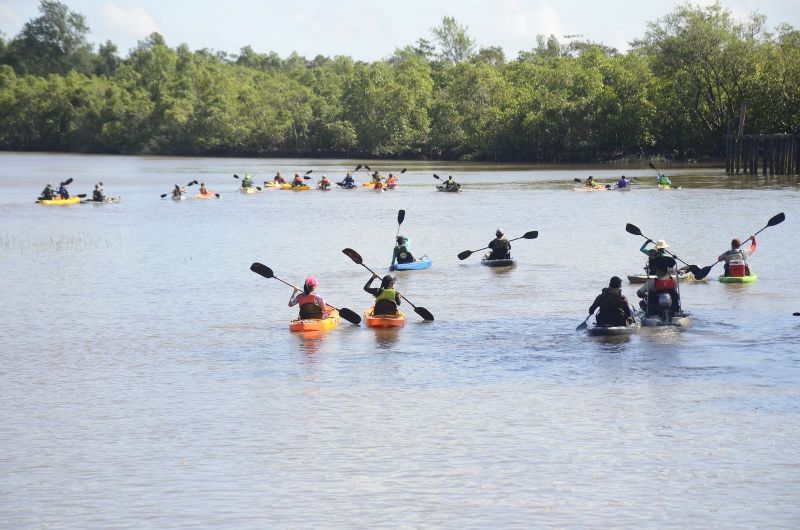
[372,328,400,349]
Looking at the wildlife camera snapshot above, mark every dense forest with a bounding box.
[0,1,798,162]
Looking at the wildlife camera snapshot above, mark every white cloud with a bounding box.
[101,2,159,39]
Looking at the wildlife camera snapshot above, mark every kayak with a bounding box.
[317,185,332,191]
[289,185,311,191]
[289,307,340,332]
[640,312,692,328]
[338,183,357,189]
[658,184,671,190]
[172,194,186,201]
[587,321,640,336]
[193,193,217,199]
[572,186,607,192]
[85,196,122,204]
[627,271,701,284]
[362,181,378,187]
[436,184,461,192]
[481,257,516,267]
[38,196,80,205]
[364,307,406,328]
[719,274,758,283]
[265,182,291,189]
[391,255,432,271]
[240,187,258,194]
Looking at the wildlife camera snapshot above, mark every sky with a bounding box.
[0,0,798,60]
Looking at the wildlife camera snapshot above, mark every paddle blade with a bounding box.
[768,212,785,227]
[397,209,406,225]
[576,321,588,331]
[364,165,372,171]
[342,248,363,265]
[433,174,441,180]
[400,168,407,174]
[76,194,87,198]
[249,262,274,279]
[793,312,800,316]
[457,250,473,260]
[648,162,656,170]
[574,178,581,182]
[233,174,239,179]
[415,306,434,321]
[305,170,313,175]
[522,230,538,239]
[256,187,262,191]
[160,193,167,198]
[625,223,642,236]
[691,264,714,280]
[338,307,362,325]
[63,178,73,186]
[215,193,220,198]
[355,164,362,171]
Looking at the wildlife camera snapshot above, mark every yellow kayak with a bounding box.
[38,196,80,205]
[265,182,291,189]
[240,187,258,194]
[289,307,340,332]
[289,185,311,191]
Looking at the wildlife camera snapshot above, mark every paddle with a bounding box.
[233,174,262,191]
[576,312,595,331]
[341,248,434,321]
[396,209,405,238]
[691,212,786,280]
[160,181,196,198]
[249,262,361,325]
[648,161,664,177]
[793,312,800,316]
[457,231,538,261]
[624,223,704,277]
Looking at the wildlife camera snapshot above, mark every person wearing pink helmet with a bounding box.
[288,276,329,319]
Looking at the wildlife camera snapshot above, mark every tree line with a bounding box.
[0,1,797,162]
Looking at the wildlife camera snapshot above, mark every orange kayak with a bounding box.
[289,307,340,332]
[364,307,406,328]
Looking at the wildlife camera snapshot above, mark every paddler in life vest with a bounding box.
[92,182,105,201]
[339,172,355,188]
[617,175,630,189]
[288,276,329,319]
[241,174,254,188]
[640,239,670,272]
[273,172,286,184]
[637,258,681,315]
[364,273,402,315]
[717,236,756,276]
[657,173,671,187]
[57,181,71,199]
[291,173,305,187]
[172,184,186,198]
[589,276,634,326]
[40,183,56,200]
[386,173,398,189]
[318,174,331,190]
[370,171,382,184]
[585,175,599,188]
[486,229,511,260]
[443,175,459,191]
[392,236,415,266]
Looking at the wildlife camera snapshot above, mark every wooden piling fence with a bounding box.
[725,134,799,175]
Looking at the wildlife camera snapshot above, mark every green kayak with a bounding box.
[719,274,758,283]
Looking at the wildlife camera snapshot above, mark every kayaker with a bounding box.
[40,183,56,200]
[585,176,599,188]
[637,258,681,315]
[617,175,630,189]
[392,236,415,266]
[386,174,398,189]
[364,273,402,315]
[288,276,329,319]
[443,176,459,190]
[92,182,105,201]
[371,172,382,184]
[241,174,254,188]
[317,174,331,190]
[640,239,670,272]
[273,172,286,184]
[589,276,634,326]
[717,236,757,276]
[199,182,212,195]
[57,181,71,199]
[486,229,511,260]
[291,173,305,187]
[373,179,384,191]
[339,172,355,188]
[657,173,671,187]
[172,184,186,198]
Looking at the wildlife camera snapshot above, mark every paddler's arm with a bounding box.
[747,236,757,256]
[363,274,380,296]
[288,287,300,306]
[640,240,653,255]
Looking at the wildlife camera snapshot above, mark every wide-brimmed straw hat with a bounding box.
[655,240,669,249]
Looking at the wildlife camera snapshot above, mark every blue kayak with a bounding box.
[390,255,432,271]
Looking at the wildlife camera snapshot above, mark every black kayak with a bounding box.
[481,257,515,267]
[587,322,640,336]
[436,184,461,192]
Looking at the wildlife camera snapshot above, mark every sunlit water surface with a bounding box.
[1,153,799,528]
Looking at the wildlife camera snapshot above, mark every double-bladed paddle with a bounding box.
[249,262,361,325]
[457,231,538,261]
[341,248,434,321]
[625,223,703,275]
[576,312,594,331]
[689,212,786,279]
[160,181,197,198]
[233,174,263,191]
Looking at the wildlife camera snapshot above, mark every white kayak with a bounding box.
[587,321,640,336]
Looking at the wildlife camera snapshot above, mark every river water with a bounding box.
[1,153,799,528]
